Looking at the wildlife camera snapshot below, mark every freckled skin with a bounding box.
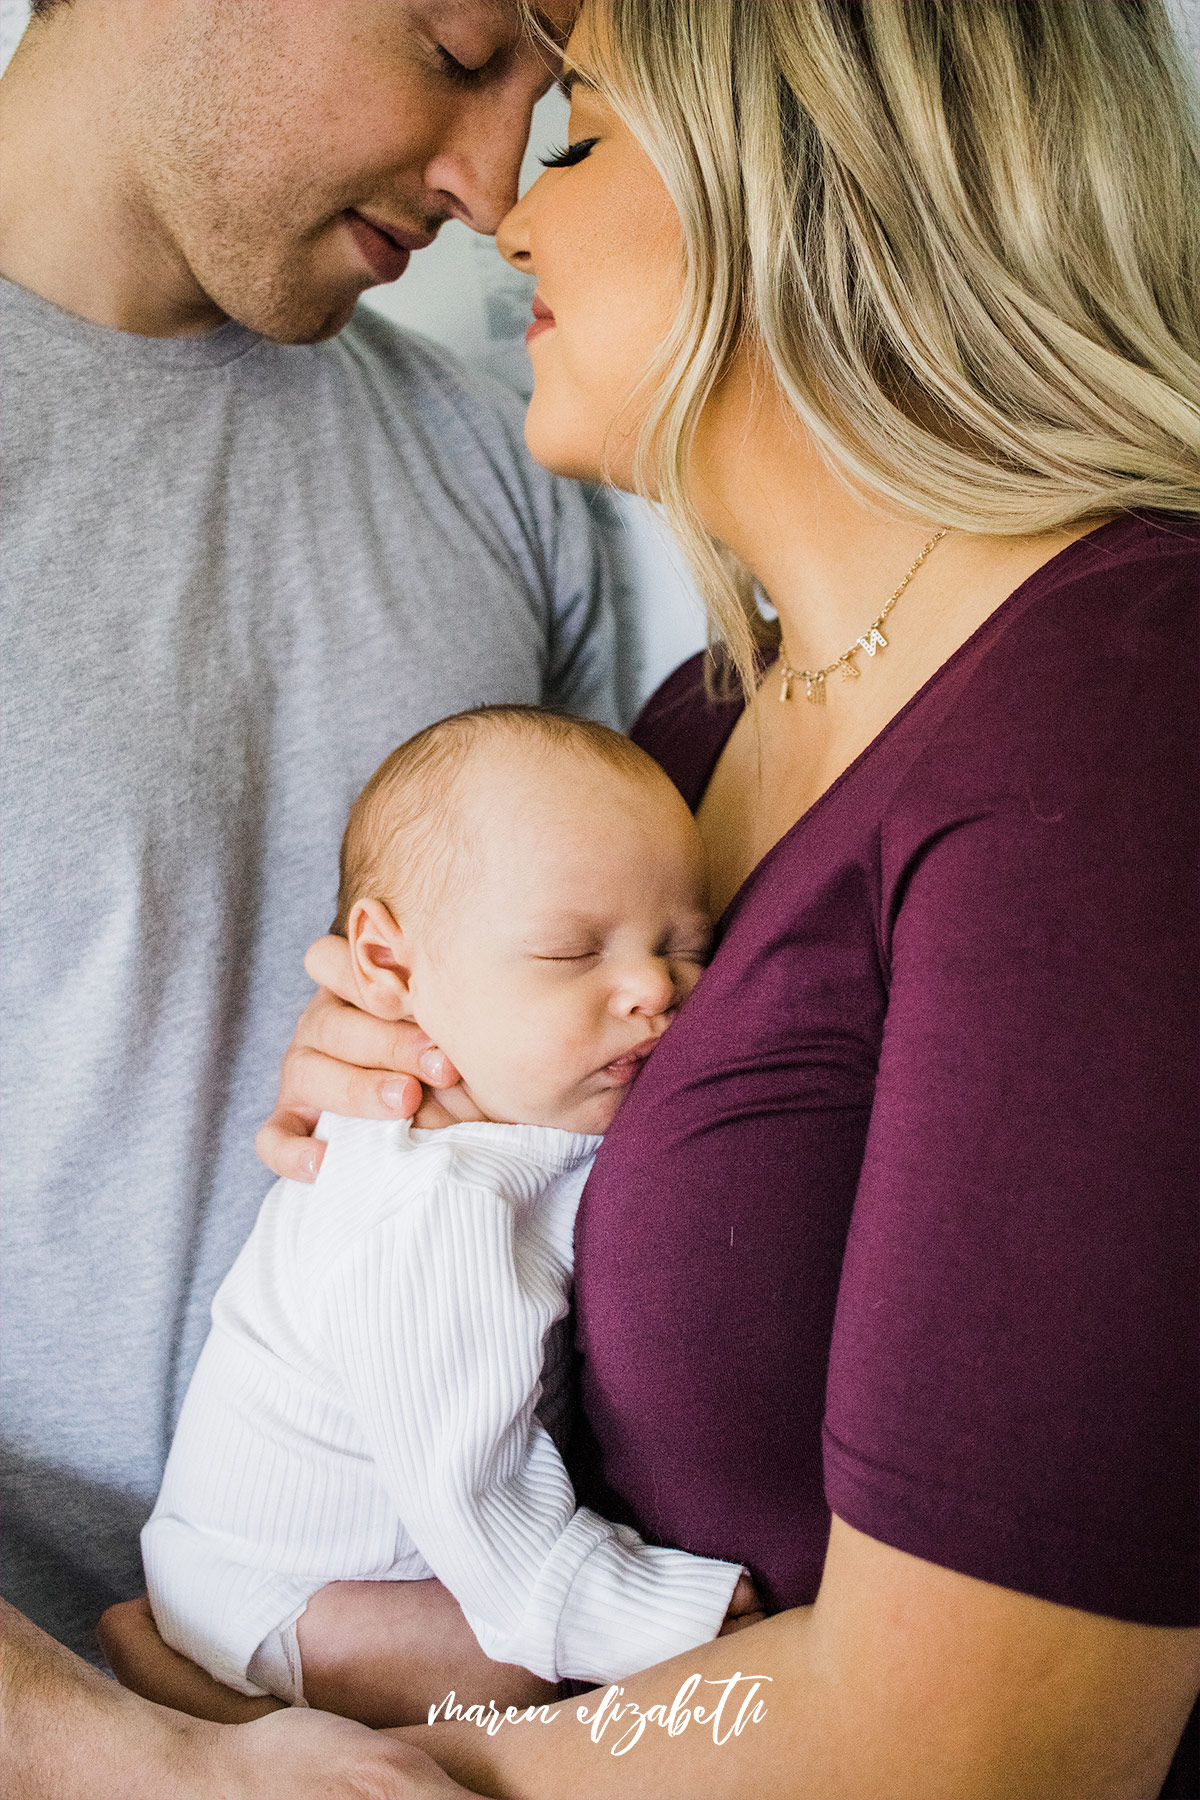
[86,0,573,342]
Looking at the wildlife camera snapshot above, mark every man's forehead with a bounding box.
[442,0,580,41]
[528,0,581,40]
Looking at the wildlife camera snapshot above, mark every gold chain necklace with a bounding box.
[776,528,949,704]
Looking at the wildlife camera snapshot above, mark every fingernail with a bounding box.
[381,1078,411,1112]
[419,1049,449,1085]
[302,1145,322,1180]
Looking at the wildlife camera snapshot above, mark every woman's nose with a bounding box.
[496,185,536,271]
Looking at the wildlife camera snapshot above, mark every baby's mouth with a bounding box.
[599,1038,659,1084]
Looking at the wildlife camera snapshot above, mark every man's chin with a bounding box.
[243,293,364,346]
[204,274,371,346]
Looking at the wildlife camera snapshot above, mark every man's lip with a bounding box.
[344,211,435,283]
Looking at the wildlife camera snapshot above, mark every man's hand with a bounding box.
[220,1709,481,1798]
[256,936,464,1182]
[3,1597,481,1800]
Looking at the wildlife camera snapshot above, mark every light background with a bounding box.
[3,0,1197,711]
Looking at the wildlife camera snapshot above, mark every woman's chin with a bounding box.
[522,412,605,485]
[521,432,643,500]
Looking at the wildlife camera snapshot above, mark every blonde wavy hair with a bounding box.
[542,0,1200,694]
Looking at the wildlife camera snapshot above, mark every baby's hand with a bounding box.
[717,1571,766,1636]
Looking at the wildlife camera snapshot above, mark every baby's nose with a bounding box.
[614,958,679,1018]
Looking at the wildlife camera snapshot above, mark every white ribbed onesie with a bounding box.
[142,1113,740,1699]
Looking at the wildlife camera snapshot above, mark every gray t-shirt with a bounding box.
[0,277,617,1658]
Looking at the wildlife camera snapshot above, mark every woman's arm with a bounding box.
[406,1515,1198,1800]
[97,1522,1198,1796]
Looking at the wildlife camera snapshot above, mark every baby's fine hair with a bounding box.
[332,705,666,936]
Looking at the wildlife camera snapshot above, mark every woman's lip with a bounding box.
[344,211,432,283]
[526,292,556,346]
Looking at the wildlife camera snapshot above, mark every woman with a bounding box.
[116,1,1199,1793]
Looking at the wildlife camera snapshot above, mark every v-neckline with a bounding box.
[697,513,1145,930]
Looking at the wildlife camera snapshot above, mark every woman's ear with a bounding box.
[345,898,416,1021]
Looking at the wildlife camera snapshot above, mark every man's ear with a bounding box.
[345,897,416,1022]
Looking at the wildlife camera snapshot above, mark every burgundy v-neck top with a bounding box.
[569,514,1197,1651]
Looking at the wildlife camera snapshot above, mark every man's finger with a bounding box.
[303,934,359,1002]
[289,991,461,1089]
[256,1108,328,1183]
[280,1048,424,1125]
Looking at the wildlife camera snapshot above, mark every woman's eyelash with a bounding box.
[539,138,599,170]
[436,45,486,86]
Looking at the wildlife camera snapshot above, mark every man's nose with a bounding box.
[424,99,537,236]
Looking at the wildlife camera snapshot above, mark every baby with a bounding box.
[142,705,745,1710]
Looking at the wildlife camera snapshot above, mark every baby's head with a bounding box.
[333,707,712,1134]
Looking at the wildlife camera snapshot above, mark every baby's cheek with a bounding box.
[485,1019,579,1103]
[523,1035,599,1112]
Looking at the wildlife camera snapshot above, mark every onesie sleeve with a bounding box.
[821,577,1198,1625]
[320,1176,740,1682]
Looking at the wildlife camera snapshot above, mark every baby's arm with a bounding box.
[323,1177,742,1685]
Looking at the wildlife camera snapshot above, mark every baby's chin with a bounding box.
[558,1090,628,1136]
[479,1086,630,1138]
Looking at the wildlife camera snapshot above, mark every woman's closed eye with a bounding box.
[539,138,599,170]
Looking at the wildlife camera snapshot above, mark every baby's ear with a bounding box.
[345,898,415,1021]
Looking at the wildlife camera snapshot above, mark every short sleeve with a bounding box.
[822,568,1198,1626]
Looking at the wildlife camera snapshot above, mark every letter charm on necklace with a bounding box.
[775,528,948,704]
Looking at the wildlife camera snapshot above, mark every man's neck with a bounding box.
[0,15,224,337]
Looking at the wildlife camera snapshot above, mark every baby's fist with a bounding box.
[718,1571,766,1635]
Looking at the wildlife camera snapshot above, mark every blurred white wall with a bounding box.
[4,0,1196,710]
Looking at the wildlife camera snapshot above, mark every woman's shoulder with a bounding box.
[992,509,1196,651]
[911,510,1196,791]
[630,653,742,809]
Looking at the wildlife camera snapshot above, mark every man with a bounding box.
[0,1,592,1791]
